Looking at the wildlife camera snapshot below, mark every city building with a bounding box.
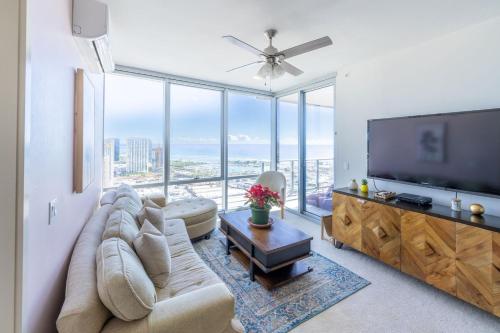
[112,138,120,161]
[152,146,163,171]
[126,138,151,173]
[103,139,115,187]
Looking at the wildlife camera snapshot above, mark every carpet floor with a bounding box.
[194,228,370,333]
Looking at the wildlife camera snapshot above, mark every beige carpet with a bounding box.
[270,211,500,333]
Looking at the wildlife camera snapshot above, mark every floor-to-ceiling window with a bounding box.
[104,71,333,218]
[103,73,165,196]
[304,86,335,216]
[277,93,299,212]
[227,92,272,210]
[168,84,224,207]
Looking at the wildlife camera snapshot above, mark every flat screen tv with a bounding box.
[367,108,500,197]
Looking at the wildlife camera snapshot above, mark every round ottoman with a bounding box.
[163,198,217,240]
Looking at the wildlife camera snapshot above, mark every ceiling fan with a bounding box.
[223,29,332,80]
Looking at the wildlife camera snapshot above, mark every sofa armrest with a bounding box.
[141,193,167,207]
[149,283,235,333]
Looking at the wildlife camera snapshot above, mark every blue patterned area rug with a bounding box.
[193,230,370,333]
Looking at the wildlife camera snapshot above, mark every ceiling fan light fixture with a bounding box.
[271,64,285,79]
[254,63,272,80]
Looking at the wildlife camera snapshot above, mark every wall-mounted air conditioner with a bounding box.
[72,0,114,73]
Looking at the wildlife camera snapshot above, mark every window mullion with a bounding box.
[164,80,171,199]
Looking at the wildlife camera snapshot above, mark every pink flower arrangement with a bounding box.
[245,184,282,209]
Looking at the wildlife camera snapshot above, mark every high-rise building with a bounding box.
[126,138,151,173]
[103,139,115,187]
[113,138,120,161]
[152,146,163,171]
[104,138,120,162]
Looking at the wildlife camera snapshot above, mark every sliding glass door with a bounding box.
[304,86,335,216]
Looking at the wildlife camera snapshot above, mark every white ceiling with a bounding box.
[102,0,500,92]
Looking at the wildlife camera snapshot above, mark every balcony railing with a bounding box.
[105,158,333,212]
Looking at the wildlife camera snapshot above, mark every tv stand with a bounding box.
[332,187,500,317]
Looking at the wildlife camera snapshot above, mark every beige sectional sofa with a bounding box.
[57,187,242,333]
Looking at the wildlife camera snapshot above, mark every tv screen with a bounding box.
[367,108,500,197]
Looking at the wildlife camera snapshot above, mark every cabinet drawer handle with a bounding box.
[357,199,366,204]
[375,226,387,239]
[425,242,435,256]
[342,216,352,226]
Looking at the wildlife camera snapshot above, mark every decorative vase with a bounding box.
[348,179,358,191]
[250,205,270,225]
[360,184,368,193]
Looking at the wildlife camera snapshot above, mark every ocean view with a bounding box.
[138,143,334,161]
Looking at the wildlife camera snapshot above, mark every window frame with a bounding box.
[166,81,224,185]
[104,66,335,219]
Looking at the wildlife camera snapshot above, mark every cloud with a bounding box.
[228,134,252,143]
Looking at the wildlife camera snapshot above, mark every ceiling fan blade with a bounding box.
[222,35,267,56]
[280,61,304,76]
[280,36,333,59]
[226,61,264,72]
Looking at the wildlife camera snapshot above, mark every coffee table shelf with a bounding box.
[219,209,313,290]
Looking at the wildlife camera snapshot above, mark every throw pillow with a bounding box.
[96,238,156,321]
[143,198,161,209]
[133,220,172,288]
[102,209,139,248]
[136,207,165,233]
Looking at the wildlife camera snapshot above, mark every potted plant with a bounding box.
[245,184,282,225]
[360,179,369,193]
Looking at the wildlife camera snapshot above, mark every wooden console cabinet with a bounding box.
[332,188,500,317]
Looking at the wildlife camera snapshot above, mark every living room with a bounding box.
[2,0,500,332]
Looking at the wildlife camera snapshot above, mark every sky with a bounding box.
[104,73,334,147]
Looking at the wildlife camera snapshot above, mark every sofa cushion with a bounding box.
[56,205,112,333]
[163,198,217,226]
[102,209,139,248]
[136,206,165,233]
[100,190,117,206]
[96,238,156,321]
[111,196,142,217]
[156,219,221,301]
[115,184,142,206]
[133,220,172,288]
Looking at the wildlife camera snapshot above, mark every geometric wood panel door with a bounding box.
[401,211,456,295]
[456,224,500,316]
[332,193,362,251]
[425,216,456,295]
[362,201,401,269]
[401,211,427,281]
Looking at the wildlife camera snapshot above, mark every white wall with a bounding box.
[335,16,500,215]
[22,0,104,332]
[0,0,21,332]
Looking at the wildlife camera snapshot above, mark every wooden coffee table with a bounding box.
[219,210,313,289]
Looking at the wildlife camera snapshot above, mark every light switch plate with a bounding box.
[49,199,57,225]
